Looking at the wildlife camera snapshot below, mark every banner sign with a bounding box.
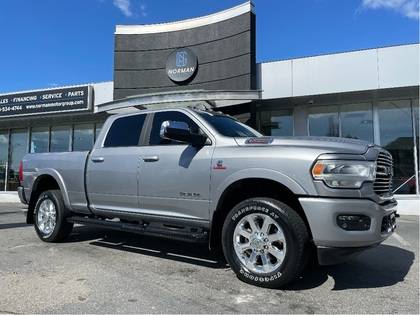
[0,85,91,118]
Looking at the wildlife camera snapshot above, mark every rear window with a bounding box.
[104,114,146,147]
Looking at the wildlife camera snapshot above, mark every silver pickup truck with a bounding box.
[18,107,397,288]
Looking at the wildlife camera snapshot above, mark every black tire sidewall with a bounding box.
[33,190,66,242]
[222,198,307,287]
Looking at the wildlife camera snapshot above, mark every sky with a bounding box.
[0,0,418,93]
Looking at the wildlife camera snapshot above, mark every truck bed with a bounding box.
[22,151,90,212]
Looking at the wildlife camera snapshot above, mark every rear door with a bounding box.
[86,113,147,213]
[138,110,214,221]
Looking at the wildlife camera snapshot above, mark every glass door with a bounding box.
[0,130,9,191]
[378,100,417,194]
[7,129,28,191]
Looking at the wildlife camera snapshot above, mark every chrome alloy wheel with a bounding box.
[36,199,57,237]
[233,213,287,274]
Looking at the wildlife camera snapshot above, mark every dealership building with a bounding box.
[0,2,419,210]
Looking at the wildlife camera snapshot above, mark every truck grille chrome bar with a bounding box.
[374,151,393,196]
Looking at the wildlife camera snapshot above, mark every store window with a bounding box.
[259,110,293,136]
[50,126,70,152]
[30,127,49,153]
[73,124,94,151]
[8,129,28,190]
[378,100,416,194]
[308,106,339,137]
[308,103,374,142]
[413,99,419,192]
[0,131,9,191]
[340,103,374,142]
[95,123,103,141]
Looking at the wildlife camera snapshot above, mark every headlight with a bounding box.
[311,160,376,189]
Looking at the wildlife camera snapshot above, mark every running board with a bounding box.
[67,216,209,243]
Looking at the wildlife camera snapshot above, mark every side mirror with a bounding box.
[160,120,208,146]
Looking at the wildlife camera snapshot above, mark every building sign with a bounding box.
[0,85,91,118]
[166,48,198,82]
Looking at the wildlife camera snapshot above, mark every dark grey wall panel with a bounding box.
[115,13,251,51]
[114,10,256,99]
[115,54,251,89]
[114,74,252,100]
[115,31,251,70]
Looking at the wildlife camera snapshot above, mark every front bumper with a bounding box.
[299,197,397,264]
[17,186,28,204]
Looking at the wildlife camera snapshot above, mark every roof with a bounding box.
[97,89,261,114]
[115,2,254,35]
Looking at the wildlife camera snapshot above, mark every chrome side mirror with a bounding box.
[160,120,208,146]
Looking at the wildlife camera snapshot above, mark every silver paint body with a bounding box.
[21,108,396,248]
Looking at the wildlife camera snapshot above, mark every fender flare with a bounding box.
[212,168,308,211]
[31,168,73,211]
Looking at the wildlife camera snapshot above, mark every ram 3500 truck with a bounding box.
[18,107,397,288]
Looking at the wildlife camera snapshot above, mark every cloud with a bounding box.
[113,0,133,17]
[140,3,147,17]
[112,0,147,18]
[361,0,419,19]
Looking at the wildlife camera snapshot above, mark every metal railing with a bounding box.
[393,173,419,194]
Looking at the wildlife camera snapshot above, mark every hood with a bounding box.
[234,136,374,155]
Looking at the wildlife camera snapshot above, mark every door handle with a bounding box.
[91,157,105,163]
[142,156,159,162]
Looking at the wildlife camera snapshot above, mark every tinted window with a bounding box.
[259,109,293,136]
[51,126,70,152]
[73,124,94,151]
[340,103,373,142]
[104,114,146,147]
[198,112,258,137]
[308,106,339,137]
[95,123,103,141]
[30,127,49,153]
[378,100,415,194]
[8,129,28,190]
[149,111,199,145]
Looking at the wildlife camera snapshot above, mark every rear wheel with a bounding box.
[34,190,73,242]
[222,198,309,288]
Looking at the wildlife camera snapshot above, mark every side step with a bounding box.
[67,216,209,243]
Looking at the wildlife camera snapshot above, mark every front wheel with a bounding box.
[222,198,309,288]
[33,190,73,242]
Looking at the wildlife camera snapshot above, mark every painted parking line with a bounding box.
[391,232,411,247]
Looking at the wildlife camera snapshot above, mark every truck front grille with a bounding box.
[374,151,393,196]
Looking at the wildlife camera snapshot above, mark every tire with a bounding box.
[222,198,309,288]
[33,190,73,242]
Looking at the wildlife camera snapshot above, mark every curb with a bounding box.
[0,192,20,203]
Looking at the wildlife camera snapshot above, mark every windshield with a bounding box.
[197,111,260,137]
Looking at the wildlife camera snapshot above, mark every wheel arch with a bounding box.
[209,176,312,250]
[27,170,71,224]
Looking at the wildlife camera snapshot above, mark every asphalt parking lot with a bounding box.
[0,203,418,314]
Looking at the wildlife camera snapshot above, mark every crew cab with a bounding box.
[18,107,397,288]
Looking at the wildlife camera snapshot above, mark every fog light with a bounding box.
[337,215,371,231]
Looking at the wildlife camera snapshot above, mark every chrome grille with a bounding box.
[374,151,393,196]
